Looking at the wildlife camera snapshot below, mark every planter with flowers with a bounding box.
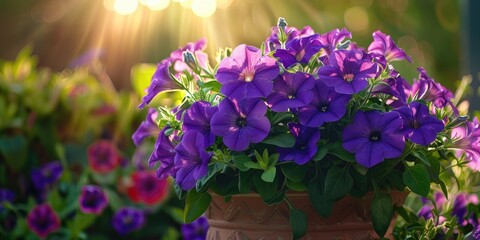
[135,18,477,239]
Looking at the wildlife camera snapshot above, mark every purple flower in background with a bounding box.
[78,185,108,215]
[274,34,322,68]
[31,161,63,191]
[26,204,60,238]
[317,28,352,63]
[174,131,212,190]
[211,98,270,151]
[132,108,159,146]
[182,101,218,147]
[318,50,378,94]
[451,117,480,171]
[452,193,469,226]
[149,127,178,179]
[395,101,444,146]
[266,72,315,112]
[0,189,15,203]
[112,207,145,235]
[264,25,315,52]
[433,191,447,210]
[170,38,209,73]
[87,140,120,173]
[417,205,434,220]
[216,44,280,100]
[343,111,405,168]
[410,67,454,109]
[139,61,181,109]
[278,123,320,165]
[181,216,209,240]
[367,31,412,62]
[298,80,351,127]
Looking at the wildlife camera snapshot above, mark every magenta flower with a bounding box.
[278,123,320,165]
[266,72,315,112]
[410,67,454,109]
[182,101,218,147]
[211,98,270,151]
[31,161,63,191]
[343,111,405,168]
[79,185,108,215]
[215,44,280,100]
[139,61,181,109]
[26,204,60,238]
[318,50,378,94]
[126,171,169,206]
[395,101,444,146]
[149,127,178,179]
[112,207,145,235]
[174,131,212,190]
[87,140,120,174]
[451,117,480,171]
[132,108,159,146]
[298,79,351,127]
[274,34,322,68]
[368,31,412,62]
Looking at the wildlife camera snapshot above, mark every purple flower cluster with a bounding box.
[181,216,209,240]
[112,207,145,235]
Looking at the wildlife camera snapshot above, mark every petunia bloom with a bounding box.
[149,127,179,179]
[264,25,315,52]
[317,28,352,64]
[127,171,170,206]
[181,216,209,240]
[182,101,218,147]
[266,72,315,112]
[216,44,280,100]
[78,185,108,215]
[274,34,322,68]
[343,110,405,168]
[410,67,454,109]
[87,140,120,173]
[395,101,444,146]
[278,123,320,165]
[367,31,412,62]
[139,61,181,109]
[372,72,410,107]
[26,204,61,238]
[112,207,145,235]
[211,98,270,151]
[0,189,15,212]
[132,108,159,146]
[31,161,63,191]
[174,132,212,190]
[450,117,480,171]
[298,79,351,127]
[318,50,378,94]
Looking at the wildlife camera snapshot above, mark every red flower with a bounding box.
[87,140,120,173]
[127,171,170,206]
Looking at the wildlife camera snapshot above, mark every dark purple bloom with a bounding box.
[343,111,405,168]
[211,98,270,151]
[367,31,412,62]
[317,28,352,64]
[451,117,480,171]
[278,123,320,165]
[181,216,209,240]
[372,73,410,108]
[417,205,434,220]
[266,72,315,112]
[174,131,212,190]
[31,161,63,191]
[132,108,159,146]
[26,204,61,238]
[274,34,322,68]
[149,127,178,179]
[215,44,280,100]
[452,193,469,226]
[318,50,378,94]
[112,207,145,235]
[298,80,351,127]
[139,61,181,109]
[0,189,15,203]
[410,67,454,109]
[182,101,218,147]
[395,101,444,146]
[264,25,315,52]
[78,185,108,215]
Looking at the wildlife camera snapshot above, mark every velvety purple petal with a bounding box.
[355,142,384,168]
[223,131,250,151]
[379,134,405,158]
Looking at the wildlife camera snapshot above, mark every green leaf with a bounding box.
[71,212,97,233]
[130,64,156,97]
[286,179,308,191]
[262,133,295,148]
[324,166,353,200]
[253,173,278,202]
[184,191,212,223]
[328,143,355,163]
[202,80,221,92]
[196,163,224,192]
[371,193,393,238]
[0,135,27,171]
[238,170,254,193]
[165,207,185,224]
[290,207,307,240]
[233,155,251,171]
[308,173,334,217]
[261,167,276,183]
[425,155,441,183]
[412,150,430,166]
[104,188,123,211]
[403,164,430,197]
[281,163,308,182]
[438,179,449,200]
[313,147,328,161]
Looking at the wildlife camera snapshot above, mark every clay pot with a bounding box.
[206,191,408,240]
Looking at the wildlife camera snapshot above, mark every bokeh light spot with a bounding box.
[191,0,217,17]
[114,0,139,15]
[140,0,170,10]
[344,7,369,31]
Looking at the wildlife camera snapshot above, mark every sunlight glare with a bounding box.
[140,0,171,10]
[191,0,217,17]
[114,0,139,15]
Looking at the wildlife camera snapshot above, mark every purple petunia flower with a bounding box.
[266,72,315,112]
[367,31,412,62]
[410,67,454,109]
[372,71,410,108]
[31,161,63,191]
[132,108,159,146]
[149,126,179,179]
[0,189,15,204]
[274,34,322,68]
[417,204,434,220]
[215,44,280,100]
[139,61,181,109]
[182,101,218,147]
[451,117,480,171]
[174,131,212,190]
[317,28,352,64]
[211,98,270,151]
[318,50,378,94]
[181,216,209,240]
[78,185,108,215]
[452,193,469,226]
[264,25,315,52]
[395,101,444,146]
[169,38,209,73]
[278,123,320,165]
[343,111,405,168]
[26,204,61,238]
[298,79,351,127]
[112,207,145,235]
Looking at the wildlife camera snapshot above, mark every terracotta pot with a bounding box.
[206,191,408,240]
